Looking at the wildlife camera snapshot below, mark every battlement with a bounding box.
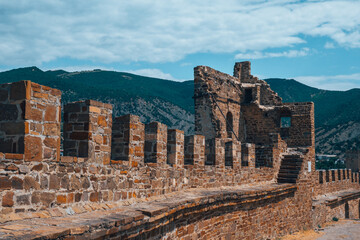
[315,169,360,195]
[1,80,294,216]
[0,63,359,239]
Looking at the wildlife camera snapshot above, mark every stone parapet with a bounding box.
[63,100,112,165]
[0,80,61,162]
[167,129,184,168]
[144,122,167,165]
[111,114,144,167]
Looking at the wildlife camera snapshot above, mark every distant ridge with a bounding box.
[1,67,360,157]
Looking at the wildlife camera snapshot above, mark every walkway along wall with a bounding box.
[0,63,359,239]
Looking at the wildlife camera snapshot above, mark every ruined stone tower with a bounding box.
[194,61,313,145]
[194,61,315,168]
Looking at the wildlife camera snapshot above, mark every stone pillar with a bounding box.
[341,169,346,180]
[145,122,167,164]
[233,61,251,80]
[0,80,61,161]
[112,114,144,167]
[325,170,330,182]
[318,170,325,184]
[225,140,241,169]
[205,138,225,167]
[63,100,112,165]
[334,170,338,182]
[184,135,205,168]
[167,129,184,168]
[337,169,342,181]
[241,143,255,168]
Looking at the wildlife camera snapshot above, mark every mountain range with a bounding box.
[1,66,359,158]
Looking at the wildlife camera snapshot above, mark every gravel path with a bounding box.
[281,219,360,240]
[316,219,360,240]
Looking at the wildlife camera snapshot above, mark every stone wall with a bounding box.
[194,66,241,141]
[314,169,360,196]
[0,62,359,240]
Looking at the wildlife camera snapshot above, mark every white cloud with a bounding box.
[235,48,310,59]
[295,73,360,90]
[324,42,335,49]
[125,69,179,81]
[0,0,360,65]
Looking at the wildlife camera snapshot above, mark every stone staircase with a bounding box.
[277,154,303,184]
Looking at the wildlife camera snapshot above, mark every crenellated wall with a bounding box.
[0,62,359,240]
[0,80,293,216]
[314,169,360,196]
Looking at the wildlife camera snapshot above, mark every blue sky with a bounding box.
[0,0,360,90]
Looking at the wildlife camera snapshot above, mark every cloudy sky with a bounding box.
[1,0,360,90]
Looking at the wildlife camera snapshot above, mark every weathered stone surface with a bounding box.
[2,192,14,207]
[90,192,99,202]
[0,88,8,102]
[44,138,57,148]
[0,122,24,134]
[0,176,11,190]
[43,123,59,136]
[56,194,67,205]
[44,105,57,122]
[24,176,40,191]
[25,104,43,122]
[11,177,23,190]
[49,174,60,190]
[16,194,30,205]
[24,136,42,161]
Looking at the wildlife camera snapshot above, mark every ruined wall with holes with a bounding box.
[0,79,296,216]
[0,63,359,239]
[194,61,315,171]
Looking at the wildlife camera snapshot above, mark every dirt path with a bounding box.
[281,219,360,240]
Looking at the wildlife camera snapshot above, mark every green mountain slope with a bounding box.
[266,78,360,127]
[0,67,194,112]
[0,67,195,132]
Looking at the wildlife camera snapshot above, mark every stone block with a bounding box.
[24,176,40,191]
[0,105,19,121]
[24,136,42,161]
[0,176,11,190]
[2,191,14,207]
[10,80,30,102]
[11,177,24,189]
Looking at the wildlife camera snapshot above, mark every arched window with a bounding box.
[226,112,233,138]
